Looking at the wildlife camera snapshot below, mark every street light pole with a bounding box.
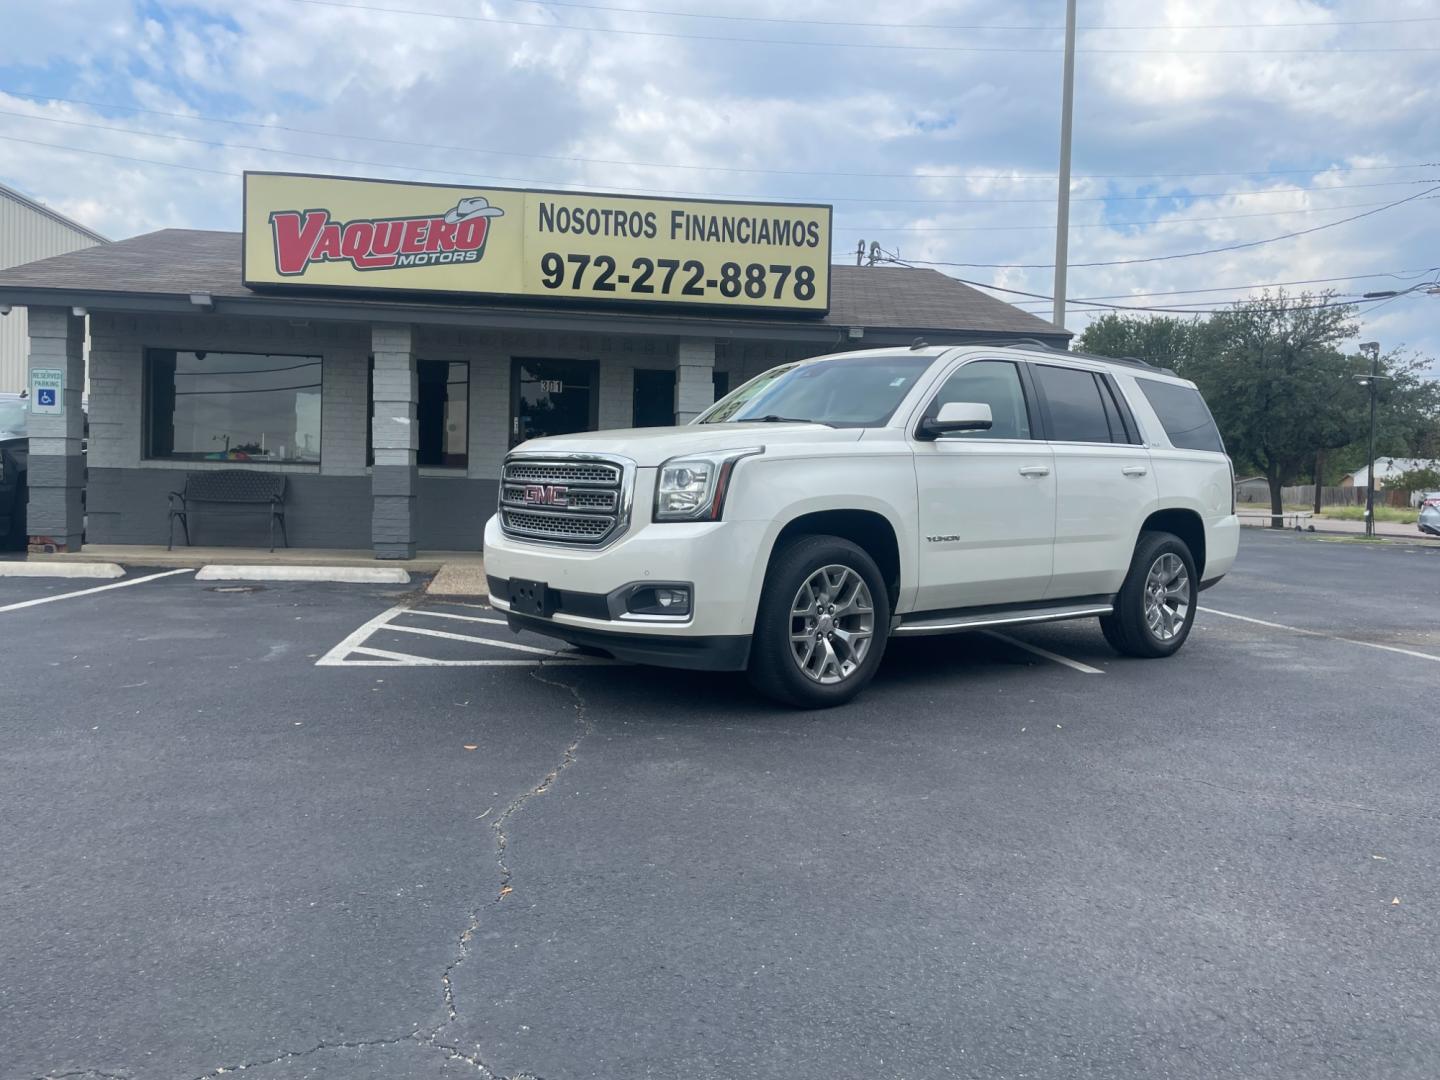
[1359,341,1381,538]
[1051,0,1077,330]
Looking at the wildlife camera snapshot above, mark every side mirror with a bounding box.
[919,401,993,439]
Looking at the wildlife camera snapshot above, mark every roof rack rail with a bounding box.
[979,338,1178,377]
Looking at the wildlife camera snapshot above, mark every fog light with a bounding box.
[626,585,691,617]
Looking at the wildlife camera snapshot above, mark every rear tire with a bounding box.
[1099,530,1197,659]
[747,535,891,708]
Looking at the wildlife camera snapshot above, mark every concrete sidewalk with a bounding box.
[25,544,483,572]
[1239,513,1438,542]
[17,544,491,596]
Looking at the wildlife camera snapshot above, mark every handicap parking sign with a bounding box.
[29,368,64,415]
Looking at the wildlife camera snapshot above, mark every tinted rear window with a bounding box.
[1137,380,1225,453]
[1032,364,1112,443]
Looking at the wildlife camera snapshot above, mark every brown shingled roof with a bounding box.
[0,228,1068,340]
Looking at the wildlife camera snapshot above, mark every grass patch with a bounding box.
[1318,505,1419,524]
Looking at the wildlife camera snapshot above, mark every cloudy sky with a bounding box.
[3,0,1438,362]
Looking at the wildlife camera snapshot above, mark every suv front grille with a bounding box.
[499,454,632,547]
[503,461,621,486]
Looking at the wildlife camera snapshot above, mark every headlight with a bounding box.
[653,447,763,522]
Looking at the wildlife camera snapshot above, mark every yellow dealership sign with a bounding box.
[242,172,832,313]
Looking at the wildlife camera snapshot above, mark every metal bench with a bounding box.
[168,470,289,552]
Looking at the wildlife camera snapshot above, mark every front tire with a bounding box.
[747,535,891,708]
[1099,530,1197,658]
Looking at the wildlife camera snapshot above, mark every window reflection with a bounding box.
[146,350,322,463]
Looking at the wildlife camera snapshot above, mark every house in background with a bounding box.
[1233,475,1269,503]
[0,182,108,393]
[1340,458,1440,489]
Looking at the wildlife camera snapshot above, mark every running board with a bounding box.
[893,599,1115,636]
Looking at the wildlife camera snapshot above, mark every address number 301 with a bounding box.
[538,251,818,302]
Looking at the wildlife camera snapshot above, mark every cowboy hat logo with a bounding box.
[444,197,505,225]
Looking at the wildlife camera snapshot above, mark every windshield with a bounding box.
[0,398,27,438]
[696,353,935,428]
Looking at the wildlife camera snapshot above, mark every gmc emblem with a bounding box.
[524,484,569,507]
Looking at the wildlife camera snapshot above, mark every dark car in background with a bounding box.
[1419,492,1440,538]
[0,393,28,550]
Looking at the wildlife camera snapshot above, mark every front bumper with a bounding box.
[483,512,772,646]
[504,610,751,670]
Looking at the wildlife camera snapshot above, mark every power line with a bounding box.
[4,121,1429,207]
[3,88,1433,185]
[10,132,1430,259]
[508,1,1440,32]
[878,257,1438,315]
[1040,268,1440,302]
[0,134,237,177]
[850,197,1439,231]
[281,0,1440,53]
[884,185,1440,269]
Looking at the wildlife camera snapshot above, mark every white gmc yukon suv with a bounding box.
[484,343,1239,708]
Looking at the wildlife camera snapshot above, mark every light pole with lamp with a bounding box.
[1355,341,1386,538]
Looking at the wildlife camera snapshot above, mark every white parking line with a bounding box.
[0,568,194,613]
[315,603,412,665]
[397,609,508,627]
[1200,606,1440,664]
[346,644,601,667]
[316,602,615,667]
[384,622,564,655]
[981,629,1106,675]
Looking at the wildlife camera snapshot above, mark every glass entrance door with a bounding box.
[632,368,676,427]
[510,358,599,447]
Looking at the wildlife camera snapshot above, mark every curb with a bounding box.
[194,565,412,584]
[0,561,126,579]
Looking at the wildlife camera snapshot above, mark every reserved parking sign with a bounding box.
[29,368,63,415]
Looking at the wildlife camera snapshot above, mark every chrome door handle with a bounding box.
[1018,465,1051,477]
[1122,466,1148,477]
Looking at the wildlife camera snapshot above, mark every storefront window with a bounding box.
[145,350,321,464]
[366,359,469,468]
[418,361,469,468]
[511,358,598,447]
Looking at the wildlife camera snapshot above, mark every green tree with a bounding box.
[1187,291,1367,526]
[1079,295,1440,524]
[1076,313,1205,374]
[1390,466,1440,493]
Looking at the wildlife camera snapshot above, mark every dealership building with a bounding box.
[0,173,1069,558]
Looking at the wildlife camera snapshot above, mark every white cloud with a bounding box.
[0,0,1436,359]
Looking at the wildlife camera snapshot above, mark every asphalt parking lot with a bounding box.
[3,529,1439,1080]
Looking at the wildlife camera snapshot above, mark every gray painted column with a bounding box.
[25,308,86,552]
[674,337,716,424]
[371,324,418,559]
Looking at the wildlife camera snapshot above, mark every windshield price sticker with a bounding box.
[244,172,832,313]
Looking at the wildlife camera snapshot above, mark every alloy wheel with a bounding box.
[1143,552,1190,641]
[789,564,875,684]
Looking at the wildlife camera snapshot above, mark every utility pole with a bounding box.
[1357,341,1382,538]
[1051,0,1077,330]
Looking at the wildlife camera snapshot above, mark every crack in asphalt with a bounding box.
[30,653,589,1080]
[424,654,593,1077]
[182,1035,411,1079]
